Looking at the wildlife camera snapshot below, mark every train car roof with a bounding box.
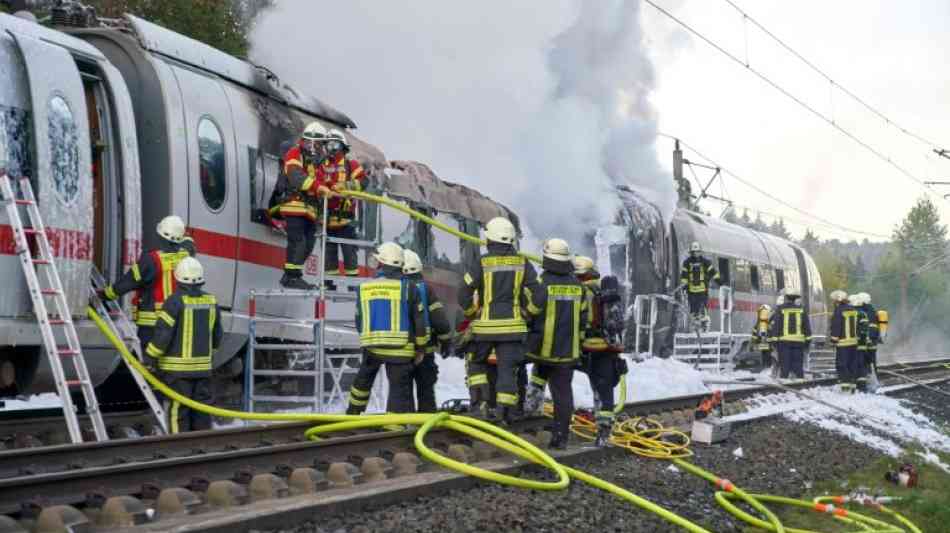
[674,209,802,267]
[386,160,520,229]
[122,14,357,129]
[0,12,106,60]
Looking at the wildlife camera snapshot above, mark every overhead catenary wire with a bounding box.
[645,0,950,207]
[721,0,945,151]
[659,132,891,240]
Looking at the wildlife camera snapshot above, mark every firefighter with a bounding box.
[402,249,453,412]
[751,304,773,372]
[347,242,429,415]
[828,290,859,391]
[272,122,333,290]
[459,217,539,423]
[768,288,811,379]
[679,242,719,330]
[523,239,587,449]
[854,292,880,390]
[102,215,195,353]
[144,257,222,433]
[572,255,623,446]
[321,129,366,279]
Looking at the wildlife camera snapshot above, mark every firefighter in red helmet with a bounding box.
[271,122,333,290]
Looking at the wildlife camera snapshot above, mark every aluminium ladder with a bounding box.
[244,195,385,413]
[89,266,169,434]
[0,173,107,443]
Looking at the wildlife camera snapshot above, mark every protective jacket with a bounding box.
[355,266,429,362]
[406,273,454,355]
[829,302,859,347]
[145,283,222,376]
[459,242,540,341]
[320,153,365,229]
[856,303,879,352]
[270,145,324,221]
[768,301,812,345]
[680,255,719,294]
[752,316,771,351]
[106,238,195,327]
[525,257,588,365]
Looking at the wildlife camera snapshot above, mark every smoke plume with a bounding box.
[250,0,674,253]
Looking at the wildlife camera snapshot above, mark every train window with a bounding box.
[459,218,481,268]
[734,259,751,292]
[48,96,80,205]
[248,147,280,224]
[750,265,760,291]
[198,118,226,211]
[759,267,775,292]
[0,105,33,182]
[775,268,785,290]
[432,212,463,272]
[380,199,424,256]
[717,257,731,286]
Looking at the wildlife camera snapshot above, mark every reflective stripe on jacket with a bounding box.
[459,244,540,341]
[526,261,588,364]
[768,302,812,344]
[321,155,365,228]
[145,289,222,376]
[110,242,193,327]
[680,256,719,294]
[829,303,859,347]
[356,270,429,361]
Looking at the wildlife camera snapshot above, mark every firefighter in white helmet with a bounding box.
[347,242,429,414]
[271,122,333,290]
[768,287,811,379]
[679,241,720,331]
[101,215,195,355]
[853,292,880,391]
[829,290,859,392]
[401,249,454,412]
[144,257,222,433]
[459,217,539,423]
[522,238,586,449]
[320,128,366,280]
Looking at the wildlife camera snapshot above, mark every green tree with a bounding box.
[800,229,820,254]
[84,0,271,57]
[769,218,791,240]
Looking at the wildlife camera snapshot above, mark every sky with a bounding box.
[251,0,950,244]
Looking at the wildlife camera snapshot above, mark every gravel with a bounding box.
[888,380,950,428]
[270,385,950,533]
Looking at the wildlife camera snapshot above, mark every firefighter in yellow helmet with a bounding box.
[523,238,587,449]
[459,217,539,423]
[751,304,773,373]
[768,287,811,379]
[679,242,720,330]
[144,257,222,433]
[101,215,195,355]
[347,242,429,414]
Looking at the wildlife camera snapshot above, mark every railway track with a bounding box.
[0,358,948,532]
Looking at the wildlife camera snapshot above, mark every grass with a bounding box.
[744,449,950,532]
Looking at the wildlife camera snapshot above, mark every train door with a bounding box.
[791,245,810,312]
[172,68,238,308]
[8,31,93,314]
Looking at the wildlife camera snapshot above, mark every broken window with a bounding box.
[48,96,79,205]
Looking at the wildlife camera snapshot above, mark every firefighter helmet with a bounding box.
[300,122,328,157]
[689,242,701,254]
[829,290,848,303]
[174,257,205,285]
[847,293,858,304]
[573,255,596,275]
[776,295,785,306]
[485,217,516,244]
[784,287,800,298]
[374,242,404,268]
[859,292,871,305]
[326,128,350,155]
[543,238,571,262]
[402,249,423,275]
[156,215,186,243]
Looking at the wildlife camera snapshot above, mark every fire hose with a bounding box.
[86,190,919,532]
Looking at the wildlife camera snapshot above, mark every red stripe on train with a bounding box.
[0,225,92,260]
[708,297,758,312]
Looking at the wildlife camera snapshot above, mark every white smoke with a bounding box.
[250,0,674,253]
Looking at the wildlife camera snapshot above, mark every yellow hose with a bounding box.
[88,307,710,532]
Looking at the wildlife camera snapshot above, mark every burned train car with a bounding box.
[0,12,518,400]
[593,186,825,358]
